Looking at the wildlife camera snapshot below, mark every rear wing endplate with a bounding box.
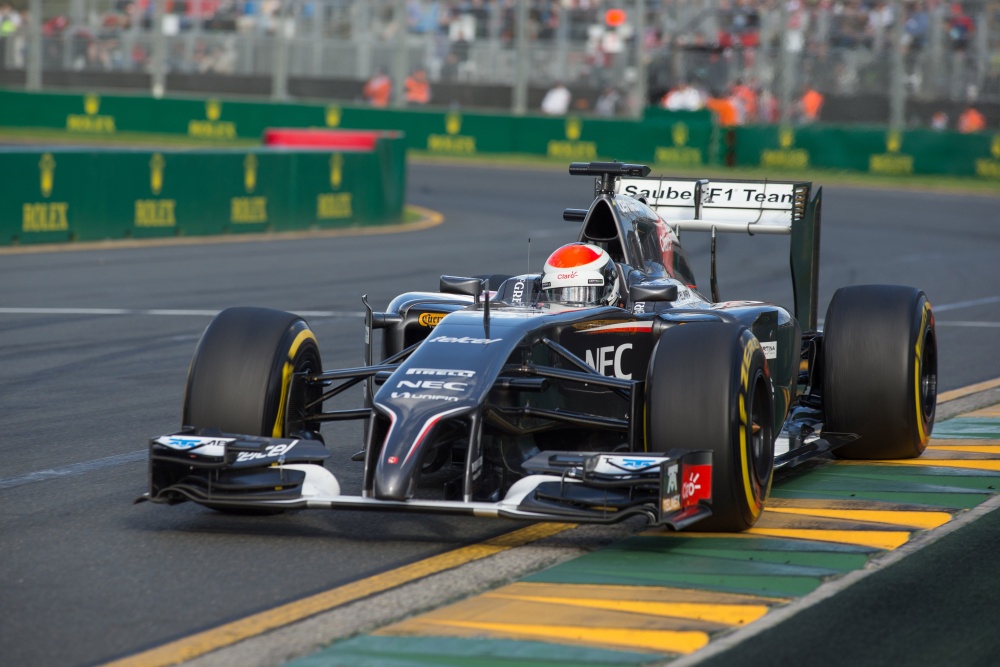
[615,174,823,331]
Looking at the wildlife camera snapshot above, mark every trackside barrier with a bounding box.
[0,89,717,169]
[730,124,1000,179]
[264,128,381,149]
[0,135,406,246]
[1,89,996,182]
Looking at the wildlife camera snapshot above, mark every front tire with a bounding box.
[646,322,774,532]
[182,307,323,438]
[822,285,936,459]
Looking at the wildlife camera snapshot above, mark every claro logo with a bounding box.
[418,312,446,327]
[557,271,579,280]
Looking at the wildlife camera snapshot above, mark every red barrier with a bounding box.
[263,128,383,150]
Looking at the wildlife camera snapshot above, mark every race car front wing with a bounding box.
[138,430,713,530]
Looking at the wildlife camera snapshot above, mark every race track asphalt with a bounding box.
[0,160,997,667]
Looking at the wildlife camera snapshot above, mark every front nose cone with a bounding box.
[373,456,418,500]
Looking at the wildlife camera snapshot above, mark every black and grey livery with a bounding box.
[141,162,937,533]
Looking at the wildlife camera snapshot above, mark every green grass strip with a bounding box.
[930,418,1000,439]
[291,636,655,667]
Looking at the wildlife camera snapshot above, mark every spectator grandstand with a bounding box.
[0,0,997,129]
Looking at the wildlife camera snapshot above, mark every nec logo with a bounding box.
[396,380,468,391]
[585,344,633,379]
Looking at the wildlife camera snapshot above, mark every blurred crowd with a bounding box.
[650,0,997,129]
[1,0,997,129]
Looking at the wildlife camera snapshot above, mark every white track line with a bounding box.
[935,321,1000,328]
[933,296,1000,312]
[0,451,147,491]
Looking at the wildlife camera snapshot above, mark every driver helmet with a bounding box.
[541,243,620,306]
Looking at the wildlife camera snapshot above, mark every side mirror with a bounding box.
[629,282,678,303]
[440,275,484,299]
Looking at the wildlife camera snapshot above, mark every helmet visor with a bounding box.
[544,285,603,305]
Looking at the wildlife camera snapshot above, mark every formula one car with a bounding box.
[140,162,937,532]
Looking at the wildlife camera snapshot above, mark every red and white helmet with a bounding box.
[541,243,620,306]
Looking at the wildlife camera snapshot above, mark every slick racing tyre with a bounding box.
[822,285,937,459]
[183,307,323,438]
[646,322,774,532]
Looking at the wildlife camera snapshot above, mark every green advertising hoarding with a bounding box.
[0,139,406,246]
[732,124,1000,179]
[2,89,996,187]
[0,89,718,168]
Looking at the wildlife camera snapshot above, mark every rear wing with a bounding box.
[615,174,823,332]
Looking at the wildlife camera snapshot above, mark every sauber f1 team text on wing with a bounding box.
[139,162,937,533]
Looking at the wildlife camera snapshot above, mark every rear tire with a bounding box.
[183,307,323,438]
[646,322,774,532]
[822,285,936,459]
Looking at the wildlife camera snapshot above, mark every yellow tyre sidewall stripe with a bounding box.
[913,299,932,446]
[739,333,764,519]
[272,326,318,438]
